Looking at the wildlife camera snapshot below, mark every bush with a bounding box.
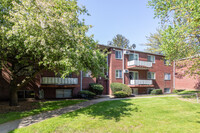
[177,90,200,95]
[151,89,163,95]
[111,83,132,96]
[79,90,96,99]
[173,89,185,93]
[89,83,104,95]
[113,91,128,98]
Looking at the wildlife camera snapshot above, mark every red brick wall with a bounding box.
[108,48,174,94]
[175,61,200,90]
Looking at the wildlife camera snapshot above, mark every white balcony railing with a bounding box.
[128,60,152,67]
[130,80,152,85]
[42,77,78,85]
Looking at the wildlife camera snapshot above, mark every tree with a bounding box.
[108,34,130,48]
[144,29,162,54]
[148,0,200,75]
[0,0,107,106]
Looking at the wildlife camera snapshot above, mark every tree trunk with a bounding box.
[9,78,18,106]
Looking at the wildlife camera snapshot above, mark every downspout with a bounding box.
[80,71,82,91]
[173,61,175,90]
[122,48,124,84]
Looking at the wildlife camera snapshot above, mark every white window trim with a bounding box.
[164,73,171,80]
[115,70,122,78]
[148,55,155,63]
[115,50,122,59]
[147,72,156,80]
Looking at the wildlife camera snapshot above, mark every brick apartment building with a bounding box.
[175,58,200,91]
[0,44,174,100]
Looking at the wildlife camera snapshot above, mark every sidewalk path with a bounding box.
[0,95,177,133]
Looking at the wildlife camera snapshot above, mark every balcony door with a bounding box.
[129,53,139,61]
[129,71,139,80]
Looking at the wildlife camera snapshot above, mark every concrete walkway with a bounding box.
[0,95,177,133]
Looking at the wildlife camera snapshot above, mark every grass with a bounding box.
[0,99,86,124]
[11,97,200,133]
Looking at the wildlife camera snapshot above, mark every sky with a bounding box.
[78,0,160,51]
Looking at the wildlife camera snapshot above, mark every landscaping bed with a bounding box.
[0,99,86,124]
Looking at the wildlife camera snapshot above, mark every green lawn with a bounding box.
[0,99,86,124]
[11,97,200,133]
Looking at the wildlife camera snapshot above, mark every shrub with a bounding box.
[79,90,96,99]
[173,89,185,93]
[89,83,104,95]
[151,89,163,95]
[111,83,132,96]
[177,90,200,95]
[113,91,128,98]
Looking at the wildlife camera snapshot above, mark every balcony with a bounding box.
[129,80,153,87]
[128,60,152,69]
[41,77,78,85]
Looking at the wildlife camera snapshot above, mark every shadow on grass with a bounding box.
[62,99,139,122]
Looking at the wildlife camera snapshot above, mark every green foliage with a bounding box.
[108,34,130,48]
[177,90,200,95]
[0,99,86,124]
[111,83,132,96]
[148,0,200,76]
[173,89,185,93]
[151,89,162,95]
[79,90,96,99]
[0,0,107,105]
[113,91,128,98]
[89,83,104,95]
[144,29,163,54]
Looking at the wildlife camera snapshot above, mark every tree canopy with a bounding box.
[0,0,107,105]
[108,34,130,48]
[148,0,200,61]
[144,29,162,54]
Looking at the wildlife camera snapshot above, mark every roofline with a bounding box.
[97,44,164,56]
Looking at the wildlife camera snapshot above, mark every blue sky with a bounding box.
[78,0,160,51]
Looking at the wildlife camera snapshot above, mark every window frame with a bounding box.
[147,55,155,63]
[164,88,171,93]
[129,53,139,61]
[115,50,122,59]
[164,73,171,80]
[115,69,122,78]
[147,72,156,80]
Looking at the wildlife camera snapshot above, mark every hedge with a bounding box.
[151,89,163,95]
[111,82,132,96]
[79,90,96,99]
[113,91,128,98]
[89,83,104,95]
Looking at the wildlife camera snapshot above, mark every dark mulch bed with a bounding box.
[0,99,41,113]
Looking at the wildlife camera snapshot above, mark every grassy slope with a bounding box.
[0,100,86,124]
[11,97,200,133]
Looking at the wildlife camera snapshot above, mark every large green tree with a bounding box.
[0,0,107,106]
[144,29,162,54]
[108,34,130,48]
[148,0,200,75]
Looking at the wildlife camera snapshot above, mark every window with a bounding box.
[115,50,122,59]
[129,53,139,61]
[164,88,171,93]
[164,73,171,80]
[56,89,72,98]
[129,71,139,80]
[116,70,122,78]
[83,71,91,77]
[147,55,155,63]
[147,72,155,79]
[17,90,35,99]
